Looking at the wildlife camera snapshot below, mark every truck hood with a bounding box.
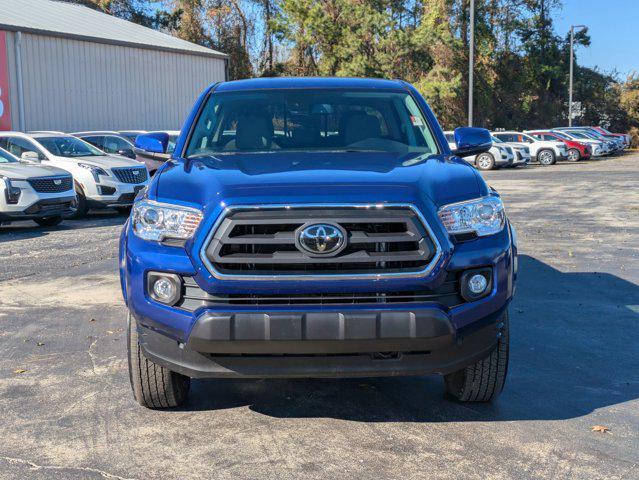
[0,162,70,180]
[153,152,485,209]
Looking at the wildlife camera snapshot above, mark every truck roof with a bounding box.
[214,77,409,92]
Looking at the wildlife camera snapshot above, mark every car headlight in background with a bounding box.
[78,163,109,182]
[438,196,505,237]
[132,199,203,241]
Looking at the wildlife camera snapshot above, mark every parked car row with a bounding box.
[0,120,630,229]
[0,131,153,227]
[446,126,630,170]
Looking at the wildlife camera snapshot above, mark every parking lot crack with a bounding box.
[0,455,138,480]
[88,338,99,374]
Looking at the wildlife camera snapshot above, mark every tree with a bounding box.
[620,74,639,125]
[59,0,639,134]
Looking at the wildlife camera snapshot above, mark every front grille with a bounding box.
[111,167,148,184]
[203,206,438,277]
[27,176,73,193]
[178,274,463,311]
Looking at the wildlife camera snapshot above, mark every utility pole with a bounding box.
[468,0,475,127]
[568,25,586,126]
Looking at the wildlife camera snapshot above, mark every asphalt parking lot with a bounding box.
[1,154,638,480]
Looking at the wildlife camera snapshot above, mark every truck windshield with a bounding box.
[38,136,106,157]
[185,89,439,157]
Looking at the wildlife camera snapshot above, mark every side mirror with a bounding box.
[451,127,492,158]
[21,151,41,162]
[135,132,169,154]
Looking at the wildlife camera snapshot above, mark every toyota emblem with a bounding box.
[296,223,346,256]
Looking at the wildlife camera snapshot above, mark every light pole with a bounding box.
[468,0,475,127]
[568,24,586,126]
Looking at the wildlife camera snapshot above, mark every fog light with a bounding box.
[468,274,488,294]
[147,272,181,305]
[460,268,492,302]
[153,278,176,300]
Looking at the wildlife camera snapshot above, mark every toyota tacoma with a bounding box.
[120,78,517,408]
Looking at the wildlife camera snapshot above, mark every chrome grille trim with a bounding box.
[199,204,443,281]
[111,167,148,184]
[27,175,73,193]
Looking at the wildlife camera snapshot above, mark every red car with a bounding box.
[528,130,591,162]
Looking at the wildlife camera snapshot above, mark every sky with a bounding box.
[555,0,638,78]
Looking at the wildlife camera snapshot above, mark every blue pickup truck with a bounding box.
[120,77,517,408]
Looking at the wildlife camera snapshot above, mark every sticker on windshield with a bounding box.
[410,116,423,127]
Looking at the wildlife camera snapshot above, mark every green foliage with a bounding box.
[272,0,466,126]
[620,74,639,126]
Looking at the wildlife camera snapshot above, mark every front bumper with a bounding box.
[137,307,506,378]
[122,210,516,378]
[79,170,148,208]
[88,185,146,208]
[495,155,513,167]
[0,195,76,222]
[512,153,530,165]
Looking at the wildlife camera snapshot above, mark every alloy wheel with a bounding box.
[477,155,493,170]
[539,151,554,165]
[567,149,580,162]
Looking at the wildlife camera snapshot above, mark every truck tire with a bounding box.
[127,313,190,408]
[34,216,63,227]
[567,148,581,162]
[475,153,496,170]
[537,149,556,166]
[444,310,509,402]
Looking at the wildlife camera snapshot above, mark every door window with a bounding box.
[0,137,47,159]
[81,136,105,149]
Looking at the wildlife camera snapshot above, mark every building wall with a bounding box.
[3,31,225,132]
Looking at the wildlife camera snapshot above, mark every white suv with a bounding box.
[444,131,514,170]
[492,131,567,166]
[0,133,149,217]
[0,147,76,227]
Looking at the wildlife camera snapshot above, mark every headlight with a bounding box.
[438,196,505,237]
[78,163,109,182]
[1,176,21,204]
[132,199,203,241]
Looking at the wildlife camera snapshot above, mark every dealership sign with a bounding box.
[0,31,11,131]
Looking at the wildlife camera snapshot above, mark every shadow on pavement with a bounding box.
[184,255,639,421]
[0,211,127,243]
